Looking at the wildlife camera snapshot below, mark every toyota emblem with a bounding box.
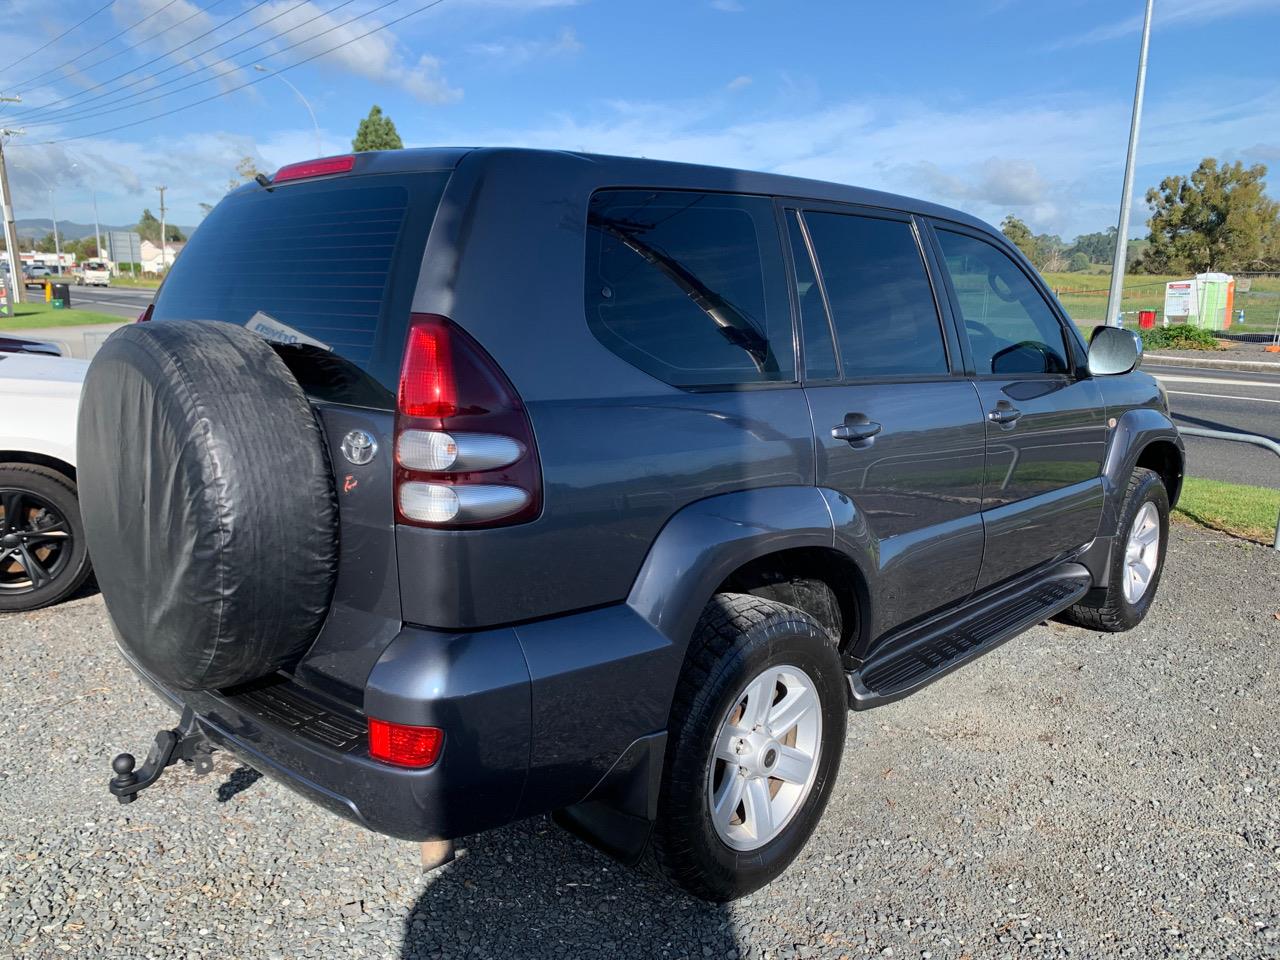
[341,430,377,466]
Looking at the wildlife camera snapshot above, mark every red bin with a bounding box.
[1138,310,1156,329]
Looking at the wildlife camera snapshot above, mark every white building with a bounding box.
[140,239,185,274]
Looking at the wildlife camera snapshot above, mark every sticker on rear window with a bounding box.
[246,311,331,351]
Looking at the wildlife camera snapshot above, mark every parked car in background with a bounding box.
[80,148,1182,902]
[75,260,111,287]
[0,352,92,611]
[0,335,61,357]
[23,264,51,290]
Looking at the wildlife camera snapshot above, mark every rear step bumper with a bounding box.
[848,562,1092,709]
[112,601,679,843]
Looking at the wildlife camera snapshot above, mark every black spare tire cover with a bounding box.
[78,321,338,690]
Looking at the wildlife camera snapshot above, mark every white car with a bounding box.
[0,352,92,611]
[76,260,111,287]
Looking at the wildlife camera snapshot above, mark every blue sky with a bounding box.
[1,0,1277,237]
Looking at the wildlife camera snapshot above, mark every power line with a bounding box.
[26,0,450,146]
[2,2,118,78]
[21,0,395,132]
[6,0,187,93]
[11,0,279,124]
[15,0,348,128]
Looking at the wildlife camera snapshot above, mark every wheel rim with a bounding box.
[1123,501,1161,605]
[707,663,823,852]
[0,487,73,595]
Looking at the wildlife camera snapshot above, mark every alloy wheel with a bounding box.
[707,664,823,851]
[0,487,73,595]
[1123,501,1161,604]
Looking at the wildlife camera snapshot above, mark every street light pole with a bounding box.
[49,187,61,274]
[254,64,322,157]
[1104,0,1155,328]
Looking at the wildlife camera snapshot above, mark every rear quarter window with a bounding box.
[584,189,794,388]
[152,172,450,402]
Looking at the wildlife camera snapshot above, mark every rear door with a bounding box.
[927,222,1106,591]
[783,203,987,645]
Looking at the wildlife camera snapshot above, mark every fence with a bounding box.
[1178,426,1280,550]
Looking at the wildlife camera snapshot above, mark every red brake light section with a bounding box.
[136,303,153,323]
[368,718,443,768]
[394,313,542,529]
[273,155,355,183]
[399,318,457,418]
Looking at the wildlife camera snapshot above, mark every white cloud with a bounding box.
[1054,0,1276,47]
[250,0,461,104]
[431,82,1280,238]
[726,75,752,91]
[467,27,583,65]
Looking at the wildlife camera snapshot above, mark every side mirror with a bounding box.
[1088,326,1142,376]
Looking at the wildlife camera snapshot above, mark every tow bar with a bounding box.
[109,707,216,804]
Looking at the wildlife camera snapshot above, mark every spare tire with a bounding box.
[77,321,338,691]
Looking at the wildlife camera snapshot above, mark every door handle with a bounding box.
[988,400,1022,425]
[831,415,882,443]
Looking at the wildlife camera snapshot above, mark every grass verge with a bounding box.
[1174,476,1280,545]
[1,301,124,331]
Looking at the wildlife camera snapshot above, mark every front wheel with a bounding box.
[1060,467,1169,632]
[0,464,92,611]
[648,593,848,901]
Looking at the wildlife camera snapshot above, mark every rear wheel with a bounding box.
[0,465,91,611]
[649,593,847,901]
[1060,467,1169,632]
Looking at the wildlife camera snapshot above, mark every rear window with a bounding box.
[584,189,794,388]
[152,172,450,401]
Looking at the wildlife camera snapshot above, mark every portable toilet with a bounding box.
[1195,273,1234,330]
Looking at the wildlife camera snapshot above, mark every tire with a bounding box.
[1060,467,1169,632]
[648,593,848,901]
[77,321,338,691]
[0,464,92,612]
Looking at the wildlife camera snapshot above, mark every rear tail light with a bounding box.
[368,718,443,768]
[273,154,355,183]
[136,304,153,323]
[394,314,541,528]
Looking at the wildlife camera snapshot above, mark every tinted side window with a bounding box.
[785,211,838,380]
[802,212,947,378]
[585,190,794,387]
[936,230,1069,376]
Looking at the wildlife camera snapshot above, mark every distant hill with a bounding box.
[12,218,195,242]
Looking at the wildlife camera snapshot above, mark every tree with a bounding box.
[352,105,403,152]
[1033,233,1068,272]
[1000,215,1037,263]
[1140,157,1280,273]
[1067,251,1090,272]
[1067,227,1117,265]
[228,155,262,192]
[136,208,185,245]
[35,232,57,253]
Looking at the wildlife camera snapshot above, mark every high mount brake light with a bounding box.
[273,155,355,183]
[394,314,541,529]
[136,304,154,323]
[368,718,443,768]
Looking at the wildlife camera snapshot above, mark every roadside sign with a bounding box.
[105,230,143,274]
[0,282,9,318]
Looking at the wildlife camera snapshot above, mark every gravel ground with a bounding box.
[2,523,1278,959]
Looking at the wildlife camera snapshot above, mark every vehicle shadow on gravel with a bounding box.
[399,817,738,959]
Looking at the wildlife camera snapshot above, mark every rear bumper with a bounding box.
[116,601,680,842]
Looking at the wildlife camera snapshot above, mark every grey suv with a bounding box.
[78,148,1182,902]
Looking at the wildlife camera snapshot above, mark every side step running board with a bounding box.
[848,563,1091,710]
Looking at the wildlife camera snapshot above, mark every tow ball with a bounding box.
[109,708,216,804]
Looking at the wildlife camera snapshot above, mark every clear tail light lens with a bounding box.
[394,314,541,528]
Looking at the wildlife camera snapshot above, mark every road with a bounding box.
[67,283,156,320]
[1147,361,1280,487]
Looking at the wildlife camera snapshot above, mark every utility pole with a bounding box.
[92,189,101,257]
[1104,0,1155,327]
[49,186,61,275]
[156,185,167,273]
[0,101,23,303]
